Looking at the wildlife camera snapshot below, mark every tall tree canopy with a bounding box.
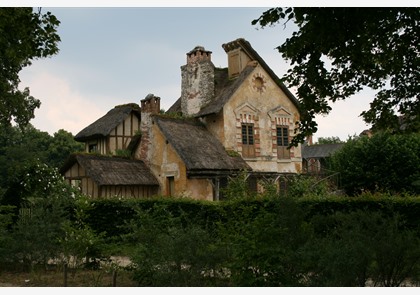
[0,7,60,128]
[252,8,419,146]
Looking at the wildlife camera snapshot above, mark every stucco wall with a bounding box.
[145,121,214,200]
[220,64,302,173]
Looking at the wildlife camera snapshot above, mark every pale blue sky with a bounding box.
[18,6,379,142]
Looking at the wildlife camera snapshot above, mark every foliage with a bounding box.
[47,129,84,168]
[0,160,109,273]
[220,170,255,200]
[329,131,420,195]
[316,136,343,144]
[3,162,77,270]
[0,7,60,129]
[0,206,15,268]
[286,174,331,198]
[127,204,229,286]
[0,125,83,201]
[252,8,420,146]
[114,149,132,158]
[2,189,419,285]
[221,198,312,286]
[123,195,419,287]
[306,210,420,286]
[59,195,106,270]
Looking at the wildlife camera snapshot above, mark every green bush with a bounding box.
[221,198,312,286]
[306,210,420,286]
[127,204,229,286]
[330,132,420,195]
[0,161,107,271]
[286,174,331,198]
[0,205,15,268]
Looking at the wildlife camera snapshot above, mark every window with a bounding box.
[88,143,98,153]
[242,124,254,145]
[70,179,81,190]
[277,126,290,159]
[167,176,175,196]
[241,123,255,157]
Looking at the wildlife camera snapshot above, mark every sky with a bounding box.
[11,2,399,142]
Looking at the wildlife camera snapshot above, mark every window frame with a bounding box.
[241,123,255,158]
[276,126,291,159]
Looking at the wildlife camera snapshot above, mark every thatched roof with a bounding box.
[60,154,159,186]
[302,143,345,159]
[197,65,255,117]
[75,104,141,142]
[154,116,250,176]
[166,97,181,114]
[166,38,299,117]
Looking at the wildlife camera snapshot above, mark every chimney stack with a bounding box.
[141,93,160,115]
[138,94,160,164]
[180,46,214,116]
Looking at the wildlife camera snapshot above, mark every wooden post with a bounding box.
[63,263,68,287]
[112,270,117,287]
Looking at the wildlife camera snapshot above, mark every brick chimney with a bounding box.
[180,46,214,116]
[138,94,160,163]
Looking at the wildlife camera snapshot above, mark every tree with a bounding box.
[316,136,343,145]
[48,129,84,168]
[0,7,60,129]
[252,8,419,146]
[0,125,83,201]
[329,131,420,195]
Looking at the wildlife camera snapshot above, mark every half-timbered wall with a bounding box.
[82,113,140,155]
[63,162,99,197]
[100,185,158,199]
[107,113,140,154]
[64,162,158,199]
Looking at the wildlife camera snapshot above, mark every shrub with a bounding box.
[330,132,420,195]
[286,174,331,198]
[127,204,229,286]
[306,210,420,286]
[215,198,313,286]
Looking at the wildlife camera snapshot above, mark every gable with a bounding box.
[169,38,299,119]
[75,104,141,142]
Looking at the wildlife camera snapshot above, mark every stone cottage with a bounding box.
[61,38,302,201]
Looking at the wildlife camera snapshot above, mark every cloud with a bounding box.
[314,94,373,142]
[20,69,110,136]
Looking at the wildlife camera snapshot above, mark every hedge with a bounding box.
[81,193,420,239]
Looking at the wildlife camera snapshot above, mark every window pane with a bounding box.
[242,125,248,144]
[283,128,288,146]
[242,124,254,145]
[248,125,254,144]
[276,126,289,147]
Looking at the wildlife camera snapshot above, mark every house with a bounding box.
[62,38,303,200]
[60,154,159,198]
[74,103,141,154]
[302,143,344,175]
